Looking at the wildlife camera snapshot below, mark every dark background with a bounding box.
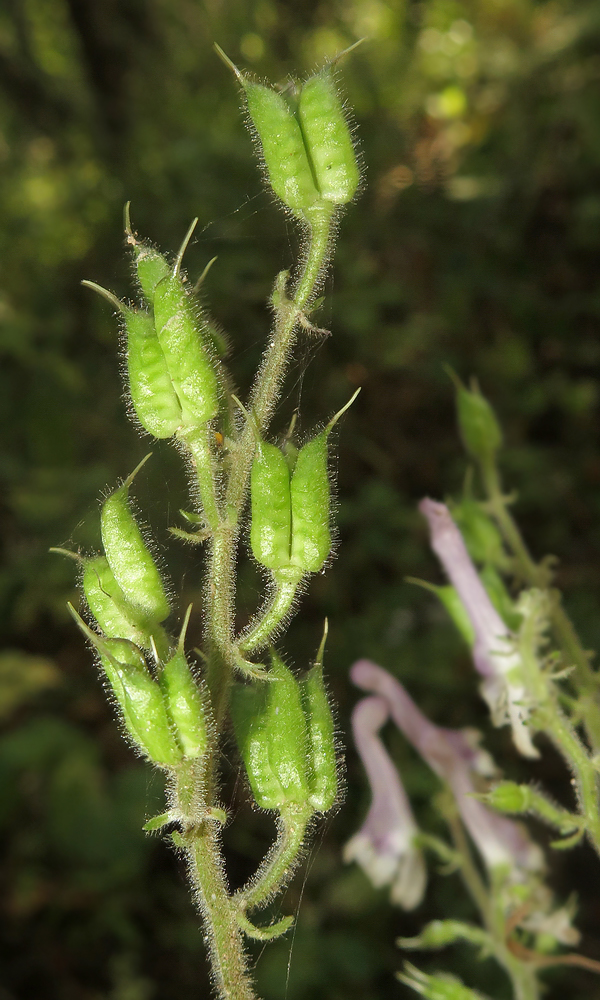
[2,0,600,997]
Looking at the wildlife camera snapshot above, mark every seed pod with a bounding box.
[83,555,153,646]
[245,80,321,220]
[131,242,171,304]
[455,381,502,463]
[68,607,182,767]
[124,307,183,439]
[159,608,207,759]
[101,459,171,623]
[486,781,530,814]
[231,682,283,810]
[250,437,292,571]
[100,638,183,767]
[290,389,359,573]
[301,662,337,812]
[265,653,309,806]
[153,274,219,428]
[298,70,360,205]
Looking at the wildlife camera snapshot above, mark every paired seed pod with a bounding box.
[231,648,337,814]
[101,457,171,623]
[159,608,208,760]
[69,608,182,767]
[82,554,170,652]
[250,389,360,575]
[216,45,360,221]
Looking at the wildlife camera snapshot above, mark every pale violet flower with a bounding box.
[418,497,539,759]
[350,660,543,877]
[343,695,427,910]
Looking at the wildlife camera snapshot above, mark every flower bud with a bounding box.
[298,69,360,206]
[455,382,502,464]
[101,458,171,623]
[450,500,508,569]
[485,781,531,814]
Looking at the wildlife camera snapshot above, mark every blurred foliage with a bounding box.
[2,0,600,997]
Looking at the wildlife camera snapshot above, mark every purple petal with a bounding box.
[344,695,427,910]
[351,660,543,876]
[418,498,539,759]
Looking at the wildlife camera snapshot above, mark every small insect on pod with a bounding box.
[298,68,360,206]
[159,607,208,760]
[152,224,220,432]
[100,456,171,624]
[69,607,182,768]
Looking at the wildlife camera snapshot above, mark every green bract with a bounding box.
[153,274,219,429]
[101,461,171,623]
[298,70,360,206]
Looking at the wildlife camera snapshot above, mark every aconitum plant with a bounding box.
[54,49,361,1000]
[345,380,600,999]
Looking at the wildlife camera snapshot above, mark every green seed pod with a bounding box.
[399,962,490,1000]
[160,649,207,758]
[153,274,219,428]
[131,242,171,304]
[231,653,310,811]
[124,307,183,439]
[298,70,360,205]
[101,639,183,767]
[455,381,502,463]
[245,80,321,219]
[290,389,359,573]
[250,437,292,571]
[266,652,309,806]
[82,555,153,647]
[301,657,337,812]
[68,607,182,767]
[231,683,283,810]
[400,920,491,951]
[101,458,171,623]
[159,607,207,759]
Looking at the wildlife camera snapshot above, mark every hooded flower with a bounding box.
[350,660,543,878]
[418,497,539,759]
[343,695,427,910]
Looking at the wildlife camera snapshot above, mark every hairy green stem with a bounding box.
[482,459,600,750]
[235,806,312,913]
[239,568,304,652]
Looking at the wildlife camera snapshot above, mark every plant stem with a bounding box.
[239,568,304,652]
[481,459,600,750]
[235,806,312,912]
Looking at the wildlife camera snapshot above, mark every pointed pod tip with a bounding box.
[326,386,361,433]
[173,218,199,277]
[178,604,194,653]
[81,280,126,314]
[122,452,152,490]
[213,43,244,83]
